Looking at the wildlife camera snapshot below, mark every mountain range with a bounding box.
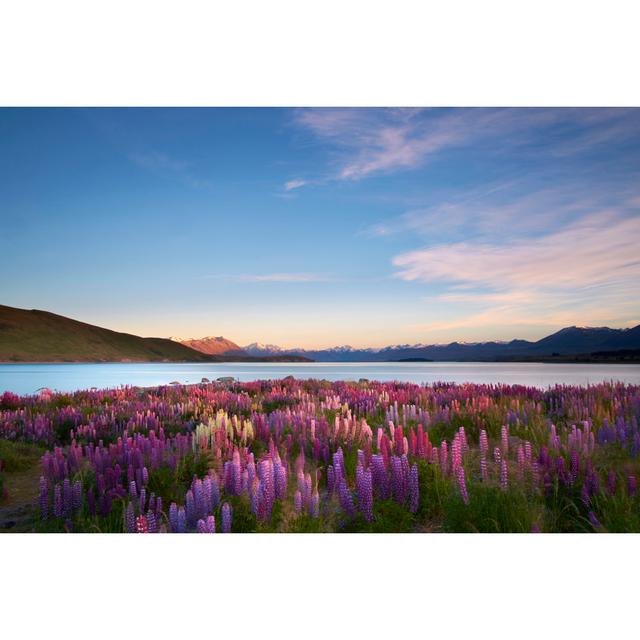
[240,325,640,362]
[2,304,639,363]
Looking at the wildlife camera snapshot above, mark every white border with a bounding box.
[1,0,639,106]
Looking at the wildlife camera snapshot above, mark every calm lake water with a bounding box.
[1,362,640,395]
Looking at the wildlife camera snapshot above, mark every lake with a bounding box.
[1,361,640,394]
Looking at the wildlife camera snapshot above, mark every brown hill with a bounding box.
[0,305,217,363]
[171,336,247,356]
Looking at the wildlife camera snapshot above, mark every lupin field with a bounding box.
[1,378,640,533]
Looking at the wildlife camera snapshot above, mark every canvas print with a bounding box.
[1,107,639,533]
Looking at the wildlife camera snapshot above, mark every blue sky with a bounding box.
[1,108,639,348]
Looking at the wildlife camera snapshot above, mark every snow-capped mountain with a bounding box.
[242,325,640,361]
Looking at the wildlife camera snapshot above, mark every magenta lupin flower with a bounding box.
[39,476,49,519]
[456,466,469,505]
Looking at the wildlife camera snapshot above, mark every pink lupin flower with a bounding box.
[494,447,501,464]
[456,466,469,505]
[501,425,509,456]
[500,460,508,492]
[517,445,525,479]
[479,430,489,457]
[480,455,488,482]
[135,515,149,533]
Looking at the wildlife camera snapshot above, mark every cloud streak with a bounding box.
[293,108,640,183]
[393,207,640,331]
[283,178,307,192]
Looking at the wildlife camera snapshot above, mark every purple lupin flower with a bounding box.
[185,489,196,528]
[628,475,637,498]
[177,506,187,533]
[72,480,82,512]
[391,456,405,504]
[371,454,389,499]
[193,479,205,519]
[310,489,320,518]
[356,464,374,522]
[125,503,136,533]
[500,460,508,492]
[205,515,216,533]
[129,480,137,500]
[87,488,96,516]
[62,478,72,517]
[221,502,232,533]
[275,462,287,500]
[408,463,419,514]
[197,518,207,533]
[169,502,179,532]
[588,511,602,529]
[142,466,149,485]
[53,483,63,518]
[607,471,617,496]
[294,490,303,513]
[146,510,158,533]
[327,465,335,494]
[39,476,49,520]
[338,478,355,517]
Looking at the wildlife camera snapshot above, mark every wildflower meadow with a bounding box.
[1,378,639,533]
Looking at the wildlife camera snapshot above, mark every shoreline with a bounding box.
[2,359,640,366]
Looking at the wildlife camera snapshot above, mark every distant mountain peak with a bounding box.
[174,336,246,356]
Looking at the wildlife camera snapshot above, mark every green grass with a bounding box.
[0,439,44,472]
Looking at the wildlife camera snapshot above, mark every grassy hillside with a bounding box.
[0,305,216,362]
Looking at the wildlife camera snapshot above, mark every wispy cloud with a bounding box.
[293,108,640,183]
[393,206,640,331]
[129,150,211,188]
[283,178,307,192]
[362,178,636,242]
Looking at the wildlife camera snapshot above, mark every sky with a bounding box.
[1,107,639,349]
